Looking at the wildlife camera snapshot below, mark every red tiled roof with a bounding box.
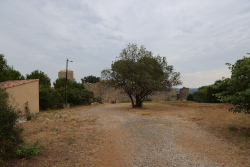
[0,79,39,89]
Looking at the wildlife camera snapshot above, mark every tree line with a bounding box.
[0,54,94,110]
[188,54,250,114]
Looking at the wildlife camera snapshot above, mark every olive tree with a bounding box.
[101,43,182,108]
[215,54,250,114]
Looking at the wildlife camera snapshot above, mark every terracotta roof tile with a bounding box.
[0,79,39,89]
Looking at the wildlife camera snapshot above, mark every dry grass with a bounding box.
[4,105,103,167]
[3,102,250,166]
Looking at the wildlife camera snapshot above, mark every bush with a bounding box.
[39,78,94,110]
[0,89,23,160]
[165,95,171,101]
[15,140,43,158]
[144,98,152,101]
[67,88,93,105]
[0,89,43,161]
[187,93,195,101]
[94,96,102,103]
[39,86,63,110]
[26,114,33,121]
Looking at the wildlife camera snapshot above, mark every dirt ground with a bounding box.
[3,101,250,167]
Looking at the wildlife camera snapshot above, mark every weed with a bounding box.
[165,95,171,101]
[67,137,75,145]
[51,128,60,131]
[15,140,44,158]
[26,114,33,121]
[245,132,250,137]
[228,125,238,131]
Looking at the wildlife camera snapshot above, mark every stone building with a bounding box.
[177,88,189,100]
[58,69,74,81]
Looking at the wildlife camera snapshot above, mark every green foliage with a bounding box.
[193,79,228,103]
[81,75,100,83]
[165,95,171,101]
[144,98,152,101]
[4,66,25,81]
[39,78,93,110]
[101,43,182,108]
[215,55,250,114]
[0,89,23,160]
[26,70,51,88]
[94,96,102,103]
[67,88,93,105]
[15,140,43,158]
[53,78,73,89]
[0,54,24,82]
[26,114,33,121]
[187,93,195,101]
[39,86,63,110]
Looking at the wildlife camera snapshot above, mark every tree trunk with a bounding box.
[128,94,136,108]
[134,95,143,108]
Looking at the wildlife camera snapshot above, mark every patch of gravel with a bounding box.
[123,116,222,167]
[80,104,232,167]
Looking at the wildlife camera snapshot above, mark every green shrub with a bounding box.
[15,140,43,158]
[144,98,152,101]
[67,88,93,105]
[165,95,171,101]
[0,89,44,161]
[0,89,23,160]
[187,93,195,101]
[26,114,33,121]
[39,79,94,110]
[94,96,102,103]
[39,86,63,110]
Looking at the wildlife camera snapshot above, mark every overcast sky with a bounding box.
[1,0,250,88]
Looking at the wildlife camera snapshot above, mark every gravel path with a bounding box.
[81,104,234,167]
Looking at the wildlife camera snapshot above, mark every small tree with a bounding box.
[215,54,250,114]
[101,43,182,108]
[81,75,100,83]
[26,70,51,88]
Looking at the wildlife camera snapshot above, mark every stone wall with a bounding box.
[148,89,178,101]
[84,82,182,103]
[83,82,130,103]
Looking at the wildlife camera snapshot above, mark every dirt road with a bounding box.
[82,103,248,167]
[5,103,249,167]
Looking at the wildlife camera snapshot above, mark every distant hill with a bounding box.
[174,88,198,94]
